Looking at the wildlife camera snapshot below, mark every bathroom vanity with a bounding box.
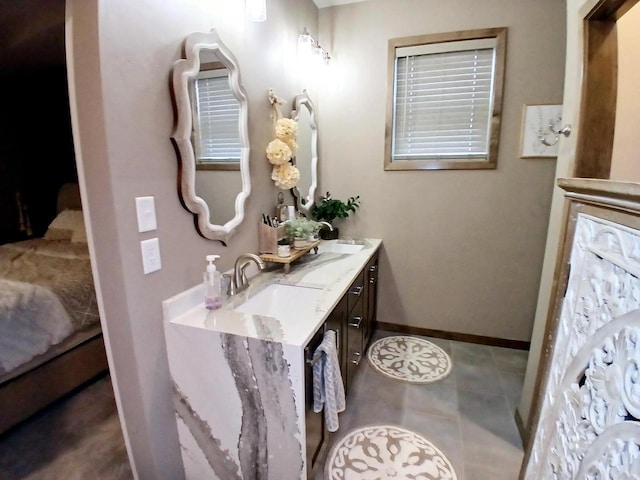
[162,239,381,479]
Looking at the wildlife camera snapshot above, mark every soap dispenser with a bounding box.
[204,255,222,310]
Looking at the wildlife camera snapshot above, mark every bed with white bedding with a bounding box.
[0,184,107,434]
[0,237,100,376]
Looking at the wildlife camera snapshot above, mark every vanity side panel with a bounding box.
[165,320,242,479]
[165,321,305,479]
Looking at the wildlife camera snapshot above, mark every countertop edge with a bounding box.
[163,239,382,347]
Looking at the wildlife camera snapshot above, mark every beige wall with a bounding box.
[610,2,640,181]
[67,0,317,477]
[517,0,593,432]
[317,0,566,341]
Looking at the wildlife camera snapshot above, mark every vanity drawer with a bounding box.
[345,289,365,390]
[363,254,379,347]
[346,270,365,314]
[346,322,363,389]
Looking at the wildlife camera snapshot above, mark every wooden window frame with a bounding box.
[384,27,507,171]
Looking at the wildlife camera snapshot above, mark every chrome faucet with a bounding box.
[226,253,266,296]
[318,221,334,231]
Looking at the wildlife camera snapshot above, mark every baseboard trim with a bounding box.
[376,322,530,351]
[514,407,528,445]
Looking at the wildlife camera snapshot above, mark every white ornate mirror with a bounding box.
[290,90,318,216]
[170,29,250,244]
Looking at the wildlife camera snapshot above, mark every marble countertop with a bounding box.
[162,238,382,347]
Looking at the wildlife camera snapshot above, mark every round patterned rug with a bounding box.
[367,336,452,384]
[325,425,457,480]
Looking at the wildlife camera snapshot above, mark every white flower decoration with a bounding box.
[275,118,298,140]
[266,139,292,165]
[286,139,298,156]
[271,163,300,190]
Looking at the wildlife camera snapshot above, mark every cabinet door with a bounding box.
[304,326,325,470]
[325,296,347,388]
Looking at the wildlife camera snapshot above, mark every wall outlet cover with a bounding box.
[140,237,162,274]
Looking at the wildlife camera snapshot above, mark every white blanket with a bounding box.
[0,278,74,374]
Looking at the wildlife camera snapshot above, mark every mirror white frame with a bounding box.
[170,29,250,244]
[290,90,318,216]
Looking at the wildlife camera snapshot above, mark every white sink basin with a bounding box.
[234,283,322,318]
[318,240,365,254]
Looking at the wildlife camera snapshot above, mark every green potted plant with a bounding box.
[310,192,360,240]
[285,217,321,247]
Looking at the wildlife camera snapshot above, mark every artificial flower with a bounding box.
[275,118,298,140]
[266,139,292,165]
[271,163,300,190]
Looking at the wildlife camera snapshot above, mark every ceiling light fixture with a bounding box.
[298,27,330,64]
[246,0,267,22]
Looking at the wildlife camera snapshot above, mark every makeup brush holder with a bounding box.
[258,223,287,254]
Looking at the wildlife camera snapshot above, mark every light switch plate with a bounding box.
[135,196,157,232]
[140,238,162,274]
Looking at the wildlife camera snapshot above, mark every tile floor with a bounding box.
[0,330,527,479]
[313,329,528,480]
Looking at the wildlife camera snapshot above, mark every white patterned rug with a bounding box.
[367,336,452,384]
[325,425,457,480]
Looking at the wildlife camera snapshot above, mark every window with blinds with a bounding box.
[193,69,242,167]
[385,28,506,171]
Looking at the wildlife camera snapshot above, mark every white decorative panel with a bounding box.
[524,213,640,479]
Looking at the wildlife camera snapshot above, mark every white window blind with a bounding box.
[392,38,497,161]
[194,71,241,163]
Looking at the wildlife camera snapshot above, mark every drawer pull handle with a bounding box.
[369,277,376,285]
[352,352,362,365]
[349,316,362,328]
[369,265,377,272]
[350,286,363,297]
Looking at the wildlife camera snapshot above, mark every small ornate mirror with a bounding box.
[291,90,318,216]
[170,29,250,244]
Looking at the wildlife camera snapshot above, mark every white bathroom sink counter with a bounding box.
[163,238,381,479]
[162,238,381,347]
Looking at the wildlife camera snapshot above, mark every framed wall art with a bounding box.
[520,104,563,158]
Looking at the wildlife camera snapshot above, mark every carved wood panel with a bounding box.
[523,213,640,478]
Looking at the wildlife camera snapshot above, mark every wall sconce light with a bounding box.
[298,28,330,65]
[246,0,267,22]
